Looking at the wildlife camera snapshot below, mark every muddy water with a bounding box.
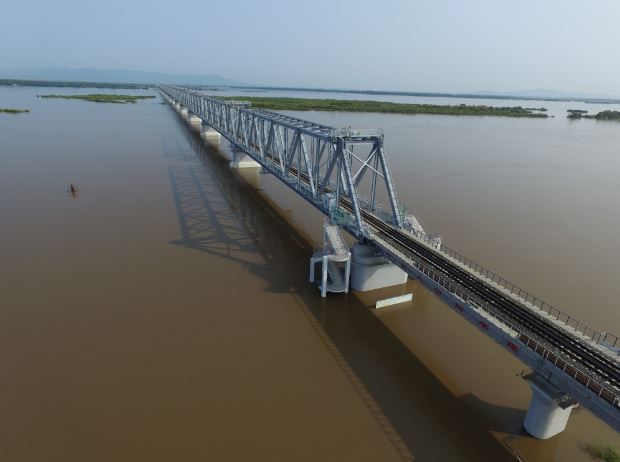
[0,88,406,461]
[1,86,618,461]
[249,107,620,458]
[254,108,620,458]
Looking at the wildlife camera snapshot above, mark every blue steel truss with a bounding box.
[159,84,403,235]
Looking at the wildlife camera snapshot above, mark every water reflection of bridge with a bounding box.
[166,140,297,294]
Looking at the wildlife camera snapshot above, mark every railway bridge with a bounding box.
[159,84,620,439]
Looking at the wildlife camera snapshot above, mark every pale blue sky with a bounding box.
[2,0,619,94]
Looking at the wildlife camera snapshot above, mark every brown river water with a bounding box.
[0,86,618,461]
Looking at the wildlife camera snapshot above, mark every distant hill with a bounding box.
[0,67,243,86]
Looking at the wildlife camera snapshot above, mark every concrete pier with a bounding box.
[523,373,577,439]
[201,125,222,144]
[187,114,203,131]
[233,166,262,189]
[350,243,408,291]
[230,145,261,169]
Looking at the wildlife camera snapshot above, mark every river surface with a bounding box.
[1,85,619,461]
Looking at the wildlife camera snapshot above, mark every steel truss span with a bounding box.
[159,84,620,432]
[160,84,403,234]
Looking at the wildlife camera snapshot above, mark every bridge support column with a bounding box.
[523,373,577,439]
[179,106,190,118]
[187,114,203,131]
[320,256,328,298]
[200,125,221,145]
[350,243,407,291]
[230,145,261,169]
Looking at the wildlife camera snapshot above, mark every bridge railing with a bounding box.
[376,231,620,407]
[404,227,620,353]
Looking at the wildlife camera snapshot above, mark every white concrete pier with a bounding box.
[187,114,203,131]
[230,145,261,169]
[200,125,222,144]
[233,167,262,189]
[523,373,577,439]
[350,243,408,291]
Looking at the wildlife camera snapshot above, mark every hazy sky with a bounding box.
[2,0,619,94]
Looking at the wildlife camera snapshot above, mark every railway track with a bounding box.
[197,116,620,405]
[268,153,620,400]
[359,208,620,398]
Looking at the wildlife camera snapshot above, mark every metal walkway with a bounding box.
[159,84,620,432]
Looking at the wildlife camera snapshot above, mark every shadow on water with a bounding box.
[167,163,295,294]
[459,394,526,435]
[161,108,524,461]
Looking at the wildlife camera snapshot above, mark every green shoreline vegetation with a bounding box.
[567,109,620,120]
[223,96,549,118]
[588,110,620,120]
[0,108,29,114]
[38,94,156,104]
[0,79,152,90]
[585,443,620,462]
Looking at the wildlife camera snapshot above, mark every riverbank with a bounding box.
[224,96,549,118]
[0,78,152,90]
[38,94,155,104]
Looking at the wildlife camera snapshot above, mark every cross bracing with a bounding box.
[160,84,404,235]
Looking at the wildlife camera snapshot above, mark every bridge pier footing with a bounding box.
[233,166,262,189]
[230,145,261,169]
[349,243,408,291]
[201,124,221,144]
[523,373,577,439]
[187,114,203,131]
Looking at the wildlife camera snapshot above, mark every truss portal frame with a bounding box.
[159,84,404,236]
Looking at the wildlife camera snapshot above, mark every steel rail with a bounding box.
[271,152,620,393]
[364,213,620,388]
[279,160,620,397]
[249,134,620,388]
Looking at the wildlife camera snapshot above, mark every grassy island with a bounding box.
[567,109,620,121]
[38,94,156,104]
[223,96,548,118]
[0,108,29,114]
[587,110,620,120]
[567,109,588,119]
[585,443,620,462]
